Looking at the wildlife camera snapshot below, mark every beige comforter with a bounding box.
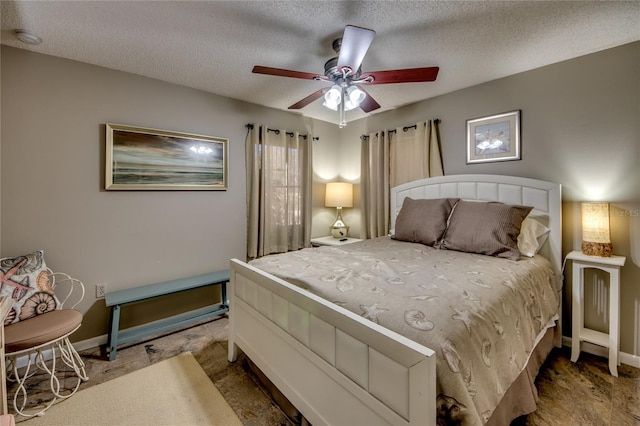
[250,237,559,426]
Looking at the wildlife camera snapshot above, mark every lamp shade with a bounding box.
[581,202,612,257]
[325,182,353,208]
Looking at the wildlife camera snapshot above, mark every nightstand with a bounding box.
[311,236,363,247]
[567,250,626,376]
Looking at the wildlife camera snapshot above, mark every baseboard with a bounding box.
[562,335,640,369]
[74,333,108,352]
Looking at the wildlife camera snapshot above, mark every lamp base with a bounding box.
[330,222,349,238]
[330,208,349,238]
[581,241,612,257]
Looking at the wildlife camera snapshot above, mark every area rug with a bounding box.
[23,352,243,426]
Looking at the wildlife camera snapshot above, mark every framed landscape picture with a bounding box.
[466,110,521,164]
[105,124,228,190]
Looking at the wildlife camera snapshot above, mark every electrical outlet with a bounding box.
[96,283,107,299]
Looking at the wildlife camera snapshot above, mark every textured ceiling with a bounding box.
[2,1,639,125]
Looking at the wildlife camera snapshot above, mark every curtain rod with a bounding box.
[360,118,440,139]
[245,123,319,141]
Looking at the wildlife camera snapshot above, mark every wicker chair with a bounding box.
[4,270,88,417]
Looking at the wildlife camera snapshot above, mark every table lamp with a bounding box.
[581,202,612,257]
[325,182,353,238]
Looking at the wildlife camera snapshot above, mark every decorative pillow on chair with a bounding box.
[438,201,533,260]
[0,250,60,325]
[393,197,460,246]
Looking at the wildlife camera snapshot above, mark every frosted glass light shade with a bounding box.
[581,202,612,257]
[347,86,366,104]
[323,85,342,109]
[325,182,353,208]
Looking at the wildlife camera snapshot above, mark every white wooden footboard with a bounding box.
[228,259,437,426]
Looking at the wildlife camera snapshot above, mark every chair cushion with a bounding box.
[4,309,82,353]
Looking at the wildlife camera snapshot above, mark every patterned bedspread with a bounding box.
[250,237,559,426]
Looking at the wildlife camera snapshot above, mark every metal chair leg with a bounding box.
[5,336,88,418]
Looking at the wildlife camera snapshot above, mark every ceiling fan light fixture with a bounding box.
[323,84,364,112]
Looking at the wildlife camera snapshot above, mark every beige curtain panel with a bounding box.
[360,130,391,239]
[360,119,443,239]
[245,125,313,259]
[390,120,444,188]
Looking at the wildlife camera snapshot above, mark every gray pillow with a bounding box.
[393,198,459,246]
[438,201,533,260]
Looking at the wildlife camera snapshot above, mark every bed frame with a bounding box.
[228,174,562,426]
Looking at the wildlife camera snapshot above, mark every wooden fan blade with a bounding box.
[362,67,440,84]
[357,87,381,113]
[288,88,329,110]
[336,25,376,75]
[253,65,321,80]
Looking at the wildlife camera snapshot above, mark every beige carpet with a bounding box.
[22,352,243,426]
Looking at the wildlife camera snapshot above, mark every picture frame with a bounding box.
[105,124,228,190]
[466,110,521,164]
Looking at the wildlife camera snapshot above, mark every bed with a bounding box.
[228,174,562,426]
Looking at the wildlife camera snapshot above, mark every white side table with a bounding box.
[567,250,626,376]
[311,236,363,247]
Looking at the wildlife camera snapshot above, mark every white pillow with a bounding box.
[517,217,550,257]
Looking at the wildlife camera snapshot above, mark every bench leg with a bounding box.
[107,305,121,361]
[221,281,228,308]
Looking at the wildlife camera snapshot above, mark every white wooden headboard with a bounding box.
[391,174,562,290]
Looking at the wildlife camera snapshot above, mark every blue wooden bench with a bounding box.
[105,270,229,361]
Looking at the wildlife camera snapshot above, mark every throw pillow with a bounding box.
[439,201,533,260]
[393,197,460,246]
[517,216,551,257]
[0,250,60,325]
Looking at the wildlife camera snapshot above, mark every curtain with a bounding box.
[390,119,444,188]
[360,131,390,239]
[360,119,443,239]
[246,125,313,259]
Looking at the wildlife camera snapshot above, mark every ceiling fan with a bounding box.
[252,25,439,127]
